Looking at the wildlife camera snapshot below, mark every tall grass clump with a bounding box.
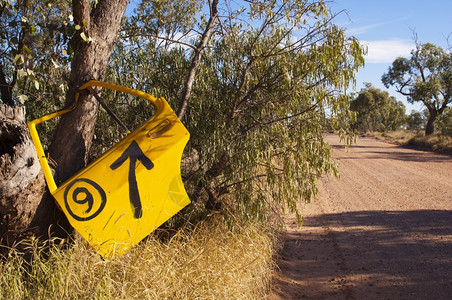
[0,215,277,299]
[362,130,416,145]
[365,130,452,154]
[407,133,452,153]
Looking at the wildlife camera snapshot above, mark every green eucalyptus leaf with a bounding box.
[80,32,89,42]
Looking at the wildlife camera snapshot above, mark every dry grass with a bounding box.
[362,131,416,145]
[0,215,277,299]
[363,131,452,154]
[406,134,452,153]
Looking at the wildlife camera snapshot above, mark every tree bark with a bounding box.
[425,109,437,135]
[49,0,129,184]
[0,104,46,245]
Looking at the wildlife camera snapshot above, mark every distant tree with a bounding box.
[350,83,406,132]
[406,110,426,132]
[382,42,452,135]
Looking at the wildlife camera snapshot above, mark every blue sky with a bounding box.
[329,0,452,112]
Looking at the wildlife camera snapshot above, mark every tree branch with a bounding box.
[177,0,219,120]
[122,33,197,50]
[0,64,14,106]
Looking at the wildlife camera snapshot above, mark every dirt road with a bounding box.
[269,134,452,300]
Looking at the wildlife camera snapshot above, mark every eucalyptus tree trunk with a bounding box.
[0,0,129,244]
[49,0,129,183]
[0,104,47,246]
[425,109,437,136]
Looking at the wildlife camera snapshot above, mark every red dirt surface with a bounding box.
[269,134,452,300]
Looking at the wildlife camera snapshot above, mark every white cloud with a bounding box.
[345,16,409,36]
[347,23,385,36]
[360,39,415,64]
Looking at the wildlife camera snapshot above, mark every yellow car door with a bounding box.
[28,80,190,258]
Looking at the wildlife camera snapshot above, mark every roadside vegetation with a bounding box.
[0,215,278,299]
[365,131,452,154]
[351,80,452,154]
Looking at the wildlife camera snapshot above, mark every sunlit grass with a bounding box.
[364,131,452,154]
[362,130,416,145]
[406,133,452,153]
[0,215,277,299]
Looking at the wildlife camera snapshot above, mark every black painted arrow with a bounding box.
[110,140,154,219]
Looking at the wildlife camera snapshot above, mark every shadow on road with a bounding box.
[272,210,452,299]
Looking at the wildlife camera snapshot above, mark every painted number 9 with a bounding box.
[64,178,107,221]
